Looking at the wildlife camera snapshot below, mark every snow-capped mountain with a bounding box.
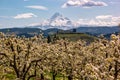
[41,12,73,29]
[25,12,120,30]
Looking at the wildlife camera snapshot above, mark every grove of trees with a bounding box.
[0,32,120,80]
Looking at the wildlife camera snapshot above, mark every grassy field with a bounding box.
[51,33,98,42]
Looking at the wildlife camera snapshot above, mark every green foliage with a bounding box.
[54,33,97,42]
[4,74,16,80]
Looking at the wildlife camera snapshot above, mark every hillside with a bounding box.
[0,27,119,38]
[75,26,119,35]
[50,33,98,43]
[0,28,42,37]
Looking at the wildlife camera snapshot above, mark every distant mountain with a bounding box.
[75,26,119,35]
[0,28,42,37]
[0,26,119,38]
[0,27,42,33]
[28,12,119,30]
[30,12,73,30]
[0,27,61,37]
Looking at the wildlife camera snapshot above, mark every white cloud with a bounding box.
[26,5,48,10]
[112,17,120,21]
[14,13,37,19]
[26,14,120,30]
[96,15,120,24]
[62,0,107,8]
[75,15,120,27]
[96,15,112,19]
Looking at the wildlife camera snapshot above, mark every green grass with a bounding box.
[52,33,98,42]
[4,74,16,80]
[3,72,77,80]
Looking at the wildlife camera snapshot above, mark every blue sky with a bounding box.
[0,0,120,28]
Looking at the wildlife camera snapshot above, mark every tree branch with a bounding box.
[0,53,8,58]
[23,59,41,79]
[10,54,19,78]
[27,62,37,80]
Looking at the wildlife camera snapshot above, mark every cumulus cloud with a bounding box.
[26,5,48,10]
[96,15,120,22]
[26,14,120,29]
[62,0,107,8]
[75,15,120,26]
[96,15,112,19]
[14,13,37,19]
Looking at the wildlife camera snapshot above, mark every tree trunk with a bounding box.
[68,75,73,80]
[41,73,44,80]
[114,60,118,80]
[52,74,56,80]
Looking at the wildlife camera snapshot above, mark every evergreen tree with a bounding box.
[47,35,52,43]
[73,29,76,33]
